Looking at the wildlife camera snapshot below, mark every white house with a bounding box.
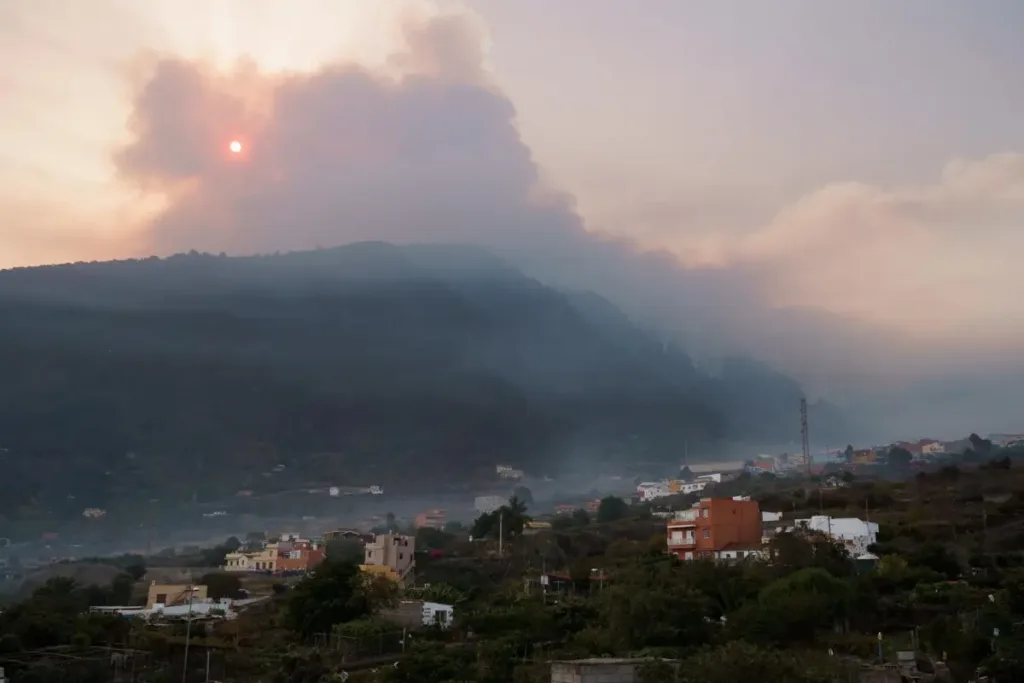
[636,482,671,502]
[421,601,454,628]
[795,515,878,557]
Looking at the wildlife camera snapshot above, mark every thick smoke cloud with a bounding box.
[114,10,1024,439]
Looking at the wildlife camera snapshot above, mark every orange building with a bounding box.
[275,540,326,572]
[415,509,446,529]
[666,497,763,561]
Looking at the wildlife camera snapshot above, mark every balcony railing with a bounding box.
[671,509,698,522]
[667,535,696,547]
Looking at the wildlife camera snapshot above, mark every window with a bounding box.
[155,593,167,604]
[736,551,745,559]
[701,508,709,518]
[702,529,711,538]
[399,553,404,560]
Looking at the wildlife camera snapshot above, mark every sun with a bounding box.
[229,140,243,154]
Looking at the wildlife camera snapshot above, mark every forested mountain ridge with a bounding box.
[0,243,842,512]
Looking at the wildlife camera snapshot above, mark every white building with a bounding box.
[421,601,455,628]
[795,515,878,558]
[762,511,783,523]
[495,465,524,480]
[679,477,716,495]
[474,495,507,514]
[637,482,671,502]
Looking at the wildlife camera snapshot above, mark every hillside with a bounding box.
[0,243,837,513]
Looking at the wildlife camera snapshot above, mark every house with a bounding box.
[275,539,326,572]
[666,496,762,561]
[415,509,446,529]
[667,474,719,495]
[747,456,777,475]
[793,515,878,558]
[361,533,415,584]
[421,601,455,628]
[637,482,671,502]
[224,535,325,574]
[146,582,208,610]
[224,543,279,572]
[918,439,944,457]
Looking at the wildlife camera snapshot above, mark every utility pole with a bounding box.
[181,585,195,683]
[205,649,211,683]
[800,397,810,478]
[498,511,504,556]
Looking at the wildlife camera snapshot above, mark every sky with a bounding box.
[2,0,1023,439]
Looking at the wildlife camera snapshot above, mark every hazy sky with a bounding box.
[2,0,1023,436]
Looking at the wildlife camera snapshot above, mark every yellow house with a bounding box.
[223,543,279,572]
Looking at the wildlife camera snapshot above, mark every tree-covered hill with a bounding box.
[0,242,838,511]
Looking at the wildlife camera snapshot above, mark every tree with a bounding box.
[970,432,994,457]
[512,485,534,506]
[109,573,134,604]
[769,531,851,578]
[471,496,530,539]
[676,641,840,683]
[415,526,453,551]
[199,572,243,600]
[325,537,365,563]
[442,520,465,534]
[887,446,913,468]
[355,572,400,614]
[286,561,369,638]
[735,567,852,645]
[571,508,591,526]
[596,496,630,524]
[843,444,855,463]
[123,563,147,581]
[244,531,266,549]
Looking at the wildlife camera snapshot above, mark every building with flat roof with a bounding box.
[666,496,762,561]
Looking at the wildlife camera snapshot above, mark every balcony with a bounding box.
[671,509,698,522]
[667,532,696,548]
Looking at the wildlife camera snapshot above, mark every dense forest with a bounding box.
[0,243,845,512]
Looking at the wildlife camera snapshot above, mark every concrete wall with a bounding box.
[550,661,639,683]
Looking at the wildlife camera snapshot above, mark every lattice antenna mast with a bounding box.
[800,397,810,478]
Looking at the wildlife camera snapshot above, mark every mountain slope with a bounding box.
[0,243,832,513]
